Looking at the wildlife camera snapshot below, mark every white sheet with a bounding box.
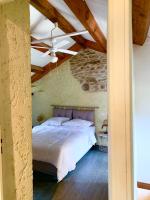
[32,125,96,181]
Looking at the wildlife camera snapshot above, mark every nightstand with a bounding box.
[96,132,108,152]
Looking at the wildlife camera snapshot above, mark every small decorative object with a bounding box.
[96,119,108,152]
[101,119,108,134]
[36,114,45,125]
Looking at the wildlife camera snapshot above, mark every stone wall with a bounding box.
[70,48,107,92]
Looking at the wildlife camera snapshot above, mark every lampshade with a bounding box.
[36,114,45,123]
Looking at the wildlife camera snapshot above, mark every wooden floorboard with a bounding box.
[33,148,108,200]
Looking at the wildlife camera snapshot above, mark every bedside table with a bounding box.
[96,132,108,153]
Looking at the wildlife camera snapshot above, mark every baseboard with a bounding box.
[137,182,150,190]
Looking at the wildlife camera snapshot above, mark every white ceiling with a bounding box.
[30,0,107,68]
[30,5,75,46]
[85,0,107,36]
[48,0,94,41]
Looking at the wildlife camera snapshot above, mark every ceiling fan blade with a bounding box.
[42,50,50,57]
[31,46,49,49]
[54,40,70,48]
[57,49,78,55]
[31,30,88,44]
[53,30,88,41]
[30,15,46,33]
[31,38,53,44]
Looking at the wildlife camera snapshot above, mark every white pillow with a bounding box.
[41,117,70,126]
[63,119,93,127]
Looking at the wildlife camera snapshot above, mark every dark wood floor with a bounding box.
[33,148,108,200]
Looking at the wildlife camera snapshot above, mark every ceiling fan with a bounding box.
[31,22,88,63]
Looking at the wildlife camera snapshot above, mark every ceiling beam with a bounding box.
[31,65,44,73]
[30,0,85,46]
[31,36,49,47]
[64,0,107,52]
[30,0,106,53]
[31,36,50,53]
[84,40,105,52]
[133,0,150,45]
[32,43,82,83]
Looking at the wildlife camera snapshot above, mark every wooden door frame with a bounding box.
[0,0,134,199]
[108,0,134,199]
[0,130,3,200]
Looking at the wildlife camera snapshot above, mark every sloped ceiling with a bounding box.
[30,0,107,82]
[30,0,150,83]
[30,0,107,68]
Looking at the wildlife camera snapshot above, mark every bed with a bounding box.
[32,106,97,182]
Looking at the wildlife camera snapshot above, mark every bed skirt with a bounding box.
[33,160,57,177]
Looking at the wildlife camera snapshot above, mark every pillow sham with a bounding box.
[41,117,70,126]
[62,119,93,127]
[53,108,72,119]
[73,109,94,122]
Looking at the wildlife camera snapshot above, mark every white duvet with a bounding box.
[32,125,96,181]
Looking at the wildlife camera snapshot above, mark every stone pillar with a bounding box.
[0,1,32,200]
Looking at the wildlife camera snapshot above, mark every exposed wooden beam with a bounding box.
[31,65,44,73]
[31,36,50,53]
[30,0,85,46]
[133,0,150,45]
[85,40,105,52]
[30,2,106,53]
[32,43,82,83]
[64,0,107,52]
[31,36,49,47]
[31,44,48,53]
[137,182,150,190]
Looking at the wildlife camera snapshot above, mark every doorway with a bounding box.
[0,0,133,200]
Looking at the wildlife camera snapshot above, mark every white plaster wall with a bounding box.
[133,44,150,183]
[32,60,107,132]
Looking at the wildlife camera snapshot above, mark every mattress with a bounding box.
[32,125,96,181]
